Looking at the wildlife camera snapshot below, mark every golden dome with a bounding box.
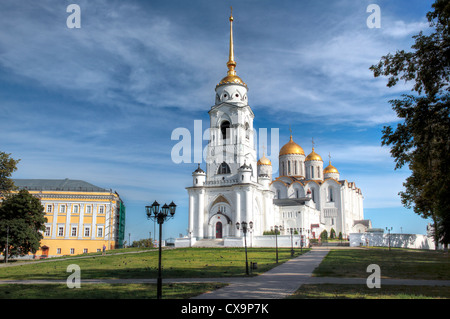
[257,153,272,166]
[279,135,305,156]
[218,74,247,87]
[324,163,339,174]
[305,148,323,162]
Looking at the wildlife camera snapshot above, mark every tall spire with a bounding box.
[217,7,246,88]
[227,7,236,76]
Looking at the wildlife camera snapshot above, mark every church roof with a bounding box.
[273,198,311,207]
[13,179,109,192]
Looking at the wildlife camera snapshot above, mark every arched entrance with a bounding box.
[215,222,223,239]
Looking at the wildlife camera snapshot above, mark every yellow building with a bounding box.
[12,179,126,257]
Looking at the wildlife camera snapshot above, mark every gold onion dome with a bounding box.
[279,135,305,156]
[324,162,339,174]
[217,7,247,88]
[257,153,272,166]
[305,148,323,162]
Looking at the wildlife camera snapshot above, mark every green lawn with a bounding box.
[0,247,309,280]
[290,284,450,299]
[313,247,450,280]
[290,247,450,299]
[0,282,227,299]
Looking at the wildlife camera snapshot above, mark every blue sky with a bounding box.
[0,0,436,242]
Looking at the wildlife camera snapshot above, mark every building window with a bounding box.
[296,190,299,198]
[97,227,103,238]
[57,248,61,254]
[217,162,231,174]
[70,248,75,254]
[58,226,64,237]
[311,189,315,203]
[73,205,79,214]
[47,205,52,213]
[83,249,88,254]
[86,205,92,214]
[44,226,51,237]
[84,227,90,237]
[71,227,77,237]
[288,161,291,174]
[220,120,231,140]
[99,206,104,214]
[59,205,66,213]
[329,187,334,202]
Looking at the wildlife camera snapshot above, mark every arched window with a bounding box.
[217,162,231,174]
[220,121,231,140]
[311,188,315,203]
[328,187,334,202]
[245,122,250,139]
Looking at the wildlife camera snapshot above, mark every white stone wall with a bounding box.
[349,233,439,250]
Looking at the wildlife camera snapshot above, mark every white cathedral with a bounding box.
[179,11,370,247]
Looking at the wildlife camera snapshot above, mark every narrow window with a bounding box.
[220,121,231,140]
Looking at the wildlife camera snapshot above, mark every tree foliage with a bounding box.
[0,189,47,259]
[0,151,20,196]
[370,0,450,247]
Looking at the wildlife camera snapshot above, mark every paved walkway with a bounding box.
[192,246,330,299]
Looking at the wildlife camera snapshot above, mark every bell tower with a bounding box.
[206,7,257,184]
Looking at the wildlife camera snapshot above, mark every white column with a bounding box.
[51,203,57,239]
[198,190,205,238]
[235,191,241,236]
[78,203,85,239]
[91,204,97,240]
[189,193,194,236]
[65,203,71,239]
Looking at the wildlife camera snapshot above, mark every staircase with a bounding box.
[193,239,225,247]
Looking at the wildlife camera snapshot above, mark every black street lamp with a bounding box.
[386,226,393,251]
[290,228,294,257]
[236,221,253,275]
[274,225,283,263]
[145,200,176,299]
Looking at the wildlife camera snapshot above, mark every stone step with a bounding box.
[193,239,225,247]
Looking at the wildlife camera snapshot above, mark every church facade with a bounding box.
[181,11,370,247]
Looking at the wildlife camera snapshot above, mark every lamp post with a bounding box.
[145,200,176,299]
[386,226,393,251]
[236,221,253,275]
[290,228,294,257]
[274,225,283,263]
[300,228,303,253]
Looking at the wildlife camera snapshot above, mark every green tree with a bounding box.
[320,230,328,241]
[0,151,20,197]
[0,189,47,260]
[370,0,450,249]
[330,228,336,239]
